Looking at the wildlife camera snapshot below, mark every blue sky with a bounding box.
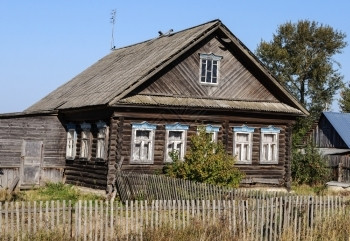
[1,1,349,113]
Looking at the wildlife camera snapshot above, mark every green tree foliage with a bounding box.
[291,142,330,186]
[256,20,347,120]
[339,82,350,112]
[164,127,244,188]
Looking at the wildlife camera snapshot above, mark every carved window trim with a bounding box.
[165,123,189,163]
[66,123,77,160]
[79,122,91,160]
[197,124,220,143]
[131,122,156,164]
[233,125,255,164]
[260,126,280,164]
[96,121,109,160]
[199,53,223,85]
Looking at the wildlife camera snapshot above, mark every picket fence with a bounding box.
[0,196,348,240]
[115,171,290,201]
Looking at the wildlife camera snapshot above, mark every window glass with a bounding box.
[199,54,222,84]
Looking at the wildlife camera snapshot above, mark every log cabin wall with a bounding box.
[61,109,113,190]
[0,114,66,189]
[112,108,295,188]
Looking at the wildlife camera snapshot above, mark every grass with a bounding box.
[0,182,104,203]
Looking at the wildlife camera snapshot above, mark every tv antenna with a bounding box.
[110,9,116,50]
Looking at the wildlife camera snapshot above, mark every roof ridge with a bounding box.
[112,19,221,52]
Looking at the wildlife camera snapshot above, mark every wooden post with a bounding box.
[338,161,343,182]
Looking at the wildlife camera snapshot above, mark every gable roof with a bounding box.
[322,112,350,148]
[25,19,308,116]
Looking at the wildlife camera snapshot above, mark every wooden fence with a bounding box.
[327,156,350,183]
[115,172,289,202]
[0,196,348,240]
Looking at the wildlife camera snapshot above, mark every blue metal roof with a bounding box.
[323,112,350,148]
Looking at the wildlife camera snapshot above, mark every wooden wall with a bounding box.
[61,110,112,190]
[138,35,278,102]
[112,108,295,188]
[0,114,66,189]
[312,116,347,148]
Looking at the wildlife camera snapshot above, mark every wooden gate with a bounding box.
[20,140,43,188]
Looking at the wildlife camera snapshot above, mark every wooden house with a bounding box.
[310,112,350,181]
[0,20,308,192]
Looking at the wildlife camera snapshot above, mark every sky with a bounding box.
[1,1,349,113]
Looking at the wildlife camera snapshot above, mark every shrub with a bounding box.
[164,126,244,188]
[291,141,330,186]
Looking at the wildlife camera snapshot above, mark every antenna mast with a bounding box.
[110,9,116,50]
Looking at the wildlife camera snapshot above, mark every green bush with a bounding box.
[291,142,330,186]
[164,126,244,188]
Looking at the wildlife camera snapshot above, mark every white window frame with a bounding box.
[233,125,255,164]
[260,126,280,164]
[165,123,189,163]
[199,53,223,85]
[96,121,109,160]
[66,123,77,160]
[131,122,156,164]
[79,122,91,159]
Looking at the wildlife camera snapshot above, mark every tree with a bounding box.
[256,20,347,119]
[164,127,244,188]
[339,82,350,112]
[291,141,330,186]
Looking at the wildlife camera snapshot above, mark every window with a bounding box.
[233,125,255,164]
[199,53,222,84]
[66,123,77,160]
[96,121,109,160]
[165,123,189,162]
[198,125,220,142]
[131,122,156,164]
[80,122,91,159]
[260,126,280,164]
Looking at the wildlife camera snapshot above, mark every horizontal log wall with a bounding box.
[61,113,112,191]
[65,162,108,190]
[114,109,293,187]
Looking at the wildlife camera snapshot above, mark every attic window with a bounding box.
[199,53,223,84]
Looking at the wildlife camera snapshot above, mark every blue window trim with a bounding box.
[80,122,91,130]
[131,121,157,130]
[205,124,220,133]
[96,120,107,129]
[66,122,76,130]
[261,125,280,133]
[165,122,189,130]
[233,125,255,133]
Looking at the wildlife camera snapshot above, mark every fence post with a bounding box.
[338,161,343,182]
